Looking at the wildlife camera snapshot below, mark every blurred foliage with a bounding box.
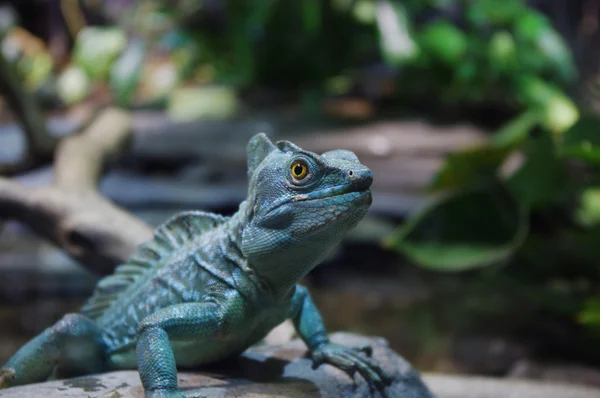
[0,0,579,118]
[385,182,528,271]
[0,0,598,352]
[73,26,126,81]
[581,298,600,332]
[390,104,600,343]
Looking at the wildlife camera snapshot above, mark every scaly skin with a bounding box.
[1,133,391,397]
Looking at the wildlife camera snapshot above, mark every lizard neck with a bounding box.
[248,241,336,300]
[226,200,251,258]
[228,200,304,302]
[224,201,280,300]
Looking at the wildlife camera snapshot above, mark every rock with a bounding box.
[507,359,600,389]
[423,373,600,398]
[0,333,435,398]
[263,319,297,346]
[3,333,600,398]
[449,336,530,375]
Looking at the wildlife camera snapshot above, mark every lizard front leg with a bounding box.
[288,285,392,390]
[136,298,244,398]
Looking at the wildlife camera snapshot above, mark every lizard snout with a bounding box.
[348,168,373,191]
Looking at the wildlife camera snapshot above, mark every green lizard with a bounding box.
[0,133,391,397]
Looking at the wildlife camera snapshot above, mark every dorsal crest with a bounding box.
[80,210,229,320]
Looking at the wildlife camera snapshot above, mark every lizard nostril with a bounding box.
[348,170,354,176]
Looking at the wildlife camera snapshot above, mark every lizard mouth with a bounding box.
[262,181,372,220]
[291,185,372,207]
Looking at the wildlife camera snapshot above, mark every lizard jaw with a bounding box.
[259,187,371,230]
[291,177,372,202]
[292,188,372,208]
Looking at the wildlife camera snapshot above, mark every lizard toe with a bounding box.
[353,344,373,357]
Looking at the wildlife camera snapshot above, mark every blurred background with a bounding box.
[0,0,600,389]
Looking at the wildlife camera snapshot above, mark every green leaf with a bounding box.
[507,130,568,209]
[488,31,517,71]
[514,10,549,42]
[560,114,600,164]
[246,0,279,31]
[417,21,467,66]
[385,183,528,271]
[429,111,543,192]
[429,145,513,191]
[579,298,600,329]
[491,110,542,147]
[455,59,478,84]
[109,39,147,107]
[375,0,418,66]
[353,0,376,24]
[515,10,576,82]
[518,76,559,107]
[467,0,525,27]
[301,0,321,35]
[325,74,353,95]
[518,76,579,133]
[73,26,126,80]
[575,188,600,227]
[22,52,52,90]
[543,95,579,134]
[538,30,577,82]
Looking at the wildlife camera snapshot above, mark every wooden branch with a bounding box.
[54,108,133,190]
[0,108,153,275]
[0,178,32,215]
[0,48,152,274]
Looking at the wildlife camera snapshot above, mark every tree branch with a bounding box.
[54,108,133,190]
[0,108,153,275]
[0,178,32,215]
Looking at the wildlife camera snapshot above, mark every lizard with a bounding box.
[0,133,391,397]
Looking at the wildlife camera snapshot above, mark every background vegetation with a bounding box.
[1,0,600,377]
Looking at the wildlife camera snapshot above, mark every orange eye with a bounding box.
[291,160,308,180]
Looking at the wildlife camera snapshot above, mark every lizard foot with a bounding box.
[311,343,392,391]
[0,368,16,389]
[146,389,187,398]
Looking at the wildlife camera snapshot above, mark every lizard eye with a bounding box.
[291,160,309,180]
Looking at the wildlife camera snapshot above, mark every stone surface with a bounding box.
[507,359,600,388]
[423,374,600,398]
[0,333,435,398]
[2,332,600,398]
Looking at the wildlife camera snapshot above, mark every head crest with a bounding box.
[276,140,302,153]
[247,133,277,179]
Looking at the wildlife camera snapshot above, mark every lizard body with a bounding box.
[0,133,390,397]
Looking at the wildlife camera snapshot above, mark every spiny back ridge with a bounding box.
[80,210,229,319]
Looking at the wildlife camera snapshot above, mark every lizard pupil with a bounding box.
[292,161,308,179]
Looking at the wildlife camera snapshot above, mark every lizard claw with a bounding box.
[310,343,392,391]
[0,368,16,389]
[311,356,325,370]
[354,344,373,357]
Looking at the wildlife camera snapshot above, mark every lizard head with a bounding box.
[241,133,372,290]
